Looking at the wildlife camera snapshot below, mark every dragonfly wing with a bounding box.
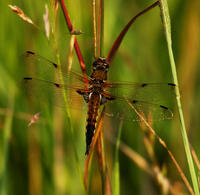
[104,97,173,122]
[105,82,176,105]
[22,51,90,86]
[22,77,88,110]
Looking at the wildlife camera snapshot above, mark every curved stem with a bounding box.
[106,1,159,64]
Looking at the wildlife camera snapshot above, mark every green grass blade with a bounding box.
[0,89,15,195]
[159,0,199,194]
[113,120,123,195]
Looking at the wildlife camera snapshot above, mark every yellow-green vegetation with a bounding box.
[0,0,200,194]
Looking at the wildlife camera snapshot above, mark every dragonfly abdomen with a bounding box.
[85,93,101,155]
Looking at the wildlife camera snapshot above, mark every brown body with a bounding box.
[83,57,110,154]
[85,93,101,154]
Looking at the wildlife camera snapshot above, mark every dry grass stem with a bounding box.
[125,98,194,195]
[119,140,154,176]
[190,145,200,171]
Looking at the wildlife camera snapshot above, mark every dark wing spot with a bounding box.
[132,100,138,104]
[54,83,61,88]
[24,77,32,80]
[107,96,115,101]
[168,83,176,87]
[141,83,147,87]
[26,51,35,55]
[52,62,58,68]
[77,90,84,95]
[160,105,168,110]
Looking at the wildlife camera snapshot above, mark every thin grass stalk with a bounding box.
[99,0,104,57]
[105,171,112,195]
[0,97,14,195]
[190,145,200,171]
[113,119,123,195]
[58,0,86,76]
[50,3,85,191]
[97,0,104,57]
[92,0,97,58]
[95,1,108,193]
[125,98,194,195]
[106,133,153,175]
[96,130,112,195]
[96,131,106,194]
[159,1,199,194]
[119,141,154,176]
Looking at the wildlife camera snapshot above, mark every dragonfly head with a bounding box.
[93,57,109,72]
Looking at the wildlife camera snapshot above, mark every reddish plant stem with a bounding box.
[106,1,159,65]
[58,0,86,76]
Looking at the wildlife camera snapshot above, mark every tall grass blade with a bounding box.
[0,90,15,195]
[113,119,123,195]
[159,0,199,194]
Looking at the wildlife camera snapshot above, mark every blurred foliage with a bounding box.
[0,0,200,194]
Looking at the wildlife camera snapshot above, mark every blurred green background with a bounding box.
[0,0,200,194]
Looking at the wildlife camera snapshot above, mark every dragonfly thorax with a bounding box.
[91,58,109,81]
[89,85,104,94]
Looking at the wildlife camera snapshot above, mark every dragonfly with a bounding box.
[23,51,176,155]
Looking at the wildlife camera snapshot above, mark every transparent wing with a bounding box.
[22,51,90,86]
[104,82,176,105]
[22,51,175,120]
[22,78,174,121]
[22,77,88,110]
[104,96,173,122]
